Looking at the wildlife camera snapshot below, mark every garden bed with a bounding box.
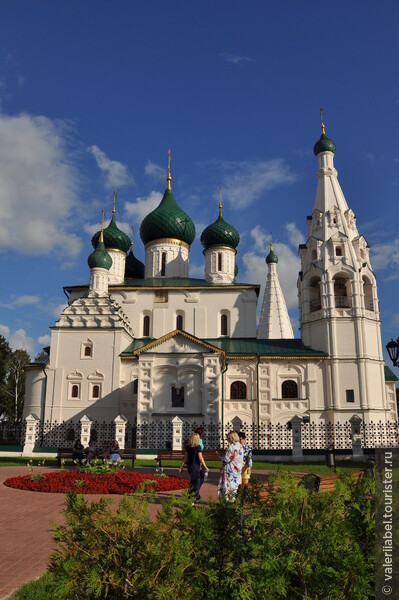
[3,470,189,494]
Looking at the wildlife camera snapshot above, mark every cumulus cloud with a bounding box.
[0,295,40,309]
[0,112,83,257]
[286,222,305,248]
[145,161,166,182]
[124,191,162,224]
[38,334,51,345]
[371,238,399,272]
[214,159,299,209]
[0,324,10,338]
[51,303,68,319]
[0,325,35,356]
[88,145,134,189]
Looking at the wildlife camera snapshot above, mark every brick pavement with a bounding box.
[0,466,223,599]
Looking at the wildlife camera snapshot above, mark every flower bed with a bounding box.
[4,470,190,495]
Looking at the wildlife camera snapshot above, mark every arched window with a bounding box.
[333,275,352,308]
[221,314,228,336]
[143,315,150,337]
[92,385,100,399]
[171,386,184,408]
[176,314,183,330]
[84,345,92,357]
[230,381,247,399]
[309,277,321,312]
[132,379,138,395]
[363,276,374,311]
[282,380,298,399]
[71,384,79,398]
[161,252,166,276]
[218,253,222,271]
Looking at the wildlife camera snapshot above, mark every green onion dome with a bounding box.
[125,246,144,279]
[200,204,240,250]
[314,134,336,156]
[266,245,278,264]
[92,213,131,253]
[140,188,195,246]
[88,239,112,270]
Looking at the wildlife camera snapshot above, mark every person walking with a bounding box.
[218,431,243,502]
[179,433,209,503]
[238,431,252,486]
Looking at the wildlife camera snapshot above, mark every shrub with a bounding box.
[44,472,375,599]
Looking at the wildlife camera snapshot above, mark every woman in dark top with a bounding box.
[179,433,209,502]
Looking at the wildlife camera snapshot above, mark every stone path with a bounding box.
[0,465,270,599]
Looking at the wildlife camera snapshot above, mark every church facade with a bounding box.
[23,123,398,443]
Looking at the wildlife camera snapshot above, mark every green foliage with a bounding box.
[46,472,375,599]
[81,459,124,474]
[0,345,30,423]
[8,572,55,599]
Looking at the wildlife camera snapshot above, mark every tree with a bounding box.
[34,350,49,364]
[0,349,30,423]
[0,336,12,418]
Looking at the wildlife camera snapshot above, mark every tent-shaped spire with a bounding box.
[257,239,294,339]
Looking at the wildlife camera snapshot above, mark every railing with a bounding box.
[309,298,321,312]
[335,296,351,308]
[17,418,399,452]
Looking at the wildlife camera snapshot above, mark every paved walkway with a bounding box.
[0,465,271,599]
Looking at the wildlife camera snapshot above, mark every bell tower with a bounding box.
[297,113,388,423]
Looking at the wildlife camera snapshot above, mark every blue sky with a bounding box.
[0,1,398,368]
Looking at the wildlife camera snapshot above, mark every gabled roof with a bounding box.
[120,336,327,359]
[121,330,226,358]
[384,365,398,382]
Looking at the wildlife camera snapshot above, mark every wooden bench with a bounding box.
[57,447,136,467]
[156,449,223,468]
[258,470,366,499]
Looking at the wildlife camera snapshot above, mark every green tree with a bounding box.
[0,349,30,423]
[0,335,12,418]
[34,350,49,364]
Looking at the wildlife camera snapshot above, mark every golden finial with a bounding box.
[99,210,105,243]
[166,148,172,190]
[130,225,134,251]
[320,107,325,136]
[270,231,273,251]
[112,189,117,214]
[219,185,223,217]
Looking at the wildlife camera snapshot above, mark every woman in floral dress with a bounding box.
[218,431,244,501]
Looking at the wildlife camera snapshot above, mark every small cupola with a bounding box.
[201,189,239,284]
[88,211,112,296]
[313,108,336,156]
[140,150,195,279]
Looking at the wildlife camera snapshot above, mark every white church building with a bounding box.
[23,121,398,449]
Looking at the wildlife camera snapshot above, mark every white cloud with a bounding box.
[215,159,299,209]
[371,238,399,272]
[0,324,10,338]
[286,222,305,248]
[125,191,162,224]
[0,112,83,257]
[52,303,68,319]
[145,161,165,182]
[220,53,254,65]
[0,295,40,309]
[189,262,205,278]
[9,328,35,356]
[38,334,51,345]
[88,145,134,189]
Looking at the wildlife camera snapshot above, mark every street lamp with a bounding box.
[386,338,399,368]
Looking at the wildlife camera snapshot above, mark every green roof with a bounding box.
[92,215,131,253]
[266,248,278,264]
[121,336,327,358]
[65,278,260,294]
[314,133,336,156]
[88,240,112,270]
[125,248,144,279]
[384,365,398,382]
[140,188,195,246]
[201,214,240,250]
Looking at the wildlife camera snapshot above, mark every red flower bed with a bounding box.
[4,470,190,495]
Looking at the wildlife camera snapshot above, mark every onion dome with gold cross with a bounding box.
[200,196,240,250]
[139,150,196,246]
[266,241,278,264]
[313,109,336,156]
[88,212,112,270]
[125,227,145,279]
[91,191,131,253]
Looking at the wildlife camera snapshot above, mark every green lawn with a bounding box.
[0,455,369,474]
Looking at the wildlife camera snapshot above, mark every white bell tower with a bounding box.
[297,114,388,423]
